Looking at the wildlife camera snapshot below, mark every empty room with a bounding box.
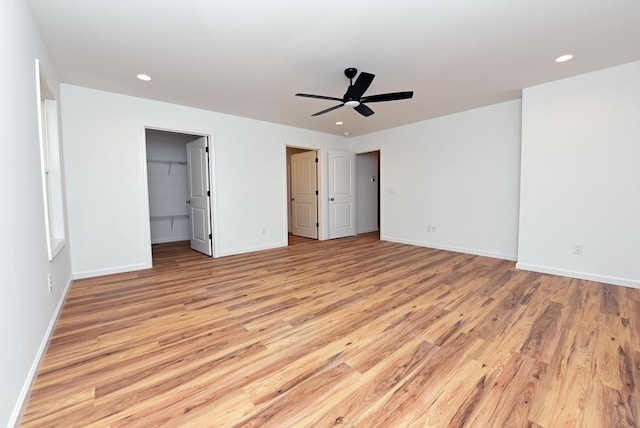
[2,0,640,426]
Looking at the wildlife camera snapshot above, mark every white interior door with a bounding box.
[186,137,212,256]
[291,151,318,239]
[329,150,356,239]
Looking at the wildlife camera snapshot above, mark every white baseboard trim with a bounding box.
[151,236,189,244]
[216,242,287,258]
[73,262,151,280]
[515,262,640,289]
[381,235,518,261]
[357,227,380,234]
[9,275,73,427]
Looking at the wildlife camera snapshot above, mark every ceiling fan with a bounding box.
[296,68,414,117]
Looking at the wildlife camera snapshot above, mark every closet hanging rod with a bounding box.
[147,159,187,164]
[147,159,187,175]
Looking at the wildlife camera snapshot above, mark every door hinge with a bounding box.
[315,158,318,163]
[207,190,210,196]
[205,146,209,153]
[315,190,318,195]
[209,233,212,239]
[316,222,319,228]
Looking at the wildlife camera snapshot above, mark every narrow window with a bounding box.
[36,59,65,260]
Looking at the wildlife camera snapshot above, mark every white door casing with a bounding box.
[356,151,380,234]
[186,137,212,256]
[328,150,356,239]
[291,150,319,239]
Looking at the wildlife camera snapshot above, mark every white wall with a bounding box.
[61,85,346,277]
[351,100,522,260]
[356,152,379,234]
[518,61,640,288]
[0,0,73,425]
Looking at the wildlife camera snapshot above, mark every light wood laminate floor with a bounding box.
[21,233,640,427]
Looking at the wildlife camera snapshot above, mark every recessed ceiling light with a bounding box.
[344,132,350,136]
[555,54,574,63]
[336,121,343,125]
[137,73,152,81]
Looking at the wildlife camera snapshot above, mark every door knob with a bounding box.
[186,200,191,204]
[330,198,335,201]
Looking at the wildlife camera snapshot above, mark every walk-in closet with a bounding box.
[146,129,197,244]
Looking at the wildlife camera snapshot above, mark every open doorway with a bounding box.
[286,146,319,240]
[145,129,213,260]
[356,150,380,234]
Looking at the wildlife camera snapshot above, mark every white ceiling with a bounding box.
[27,0,640,137]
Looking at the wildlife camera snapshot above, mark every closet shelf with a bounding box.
[150,214,189,231]
[147,159,187,175]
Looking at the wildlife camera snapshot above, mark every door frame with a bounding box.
[355,147,383,239]
[142,125,217,264]
[285,144,325,241]
[355,150,381,234]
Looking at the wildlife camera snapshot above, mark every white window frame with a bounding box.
[36,59,66,260]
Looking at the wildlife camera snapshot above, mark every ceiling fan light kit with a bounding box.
[296,68,414,117]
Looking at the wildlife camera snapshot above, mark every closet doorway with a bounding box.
[145,129,213,258]
[356,150,380,235]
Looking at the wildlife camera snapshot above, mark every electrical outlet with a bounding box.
[47,274,53,292]
[573,243,584,255]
